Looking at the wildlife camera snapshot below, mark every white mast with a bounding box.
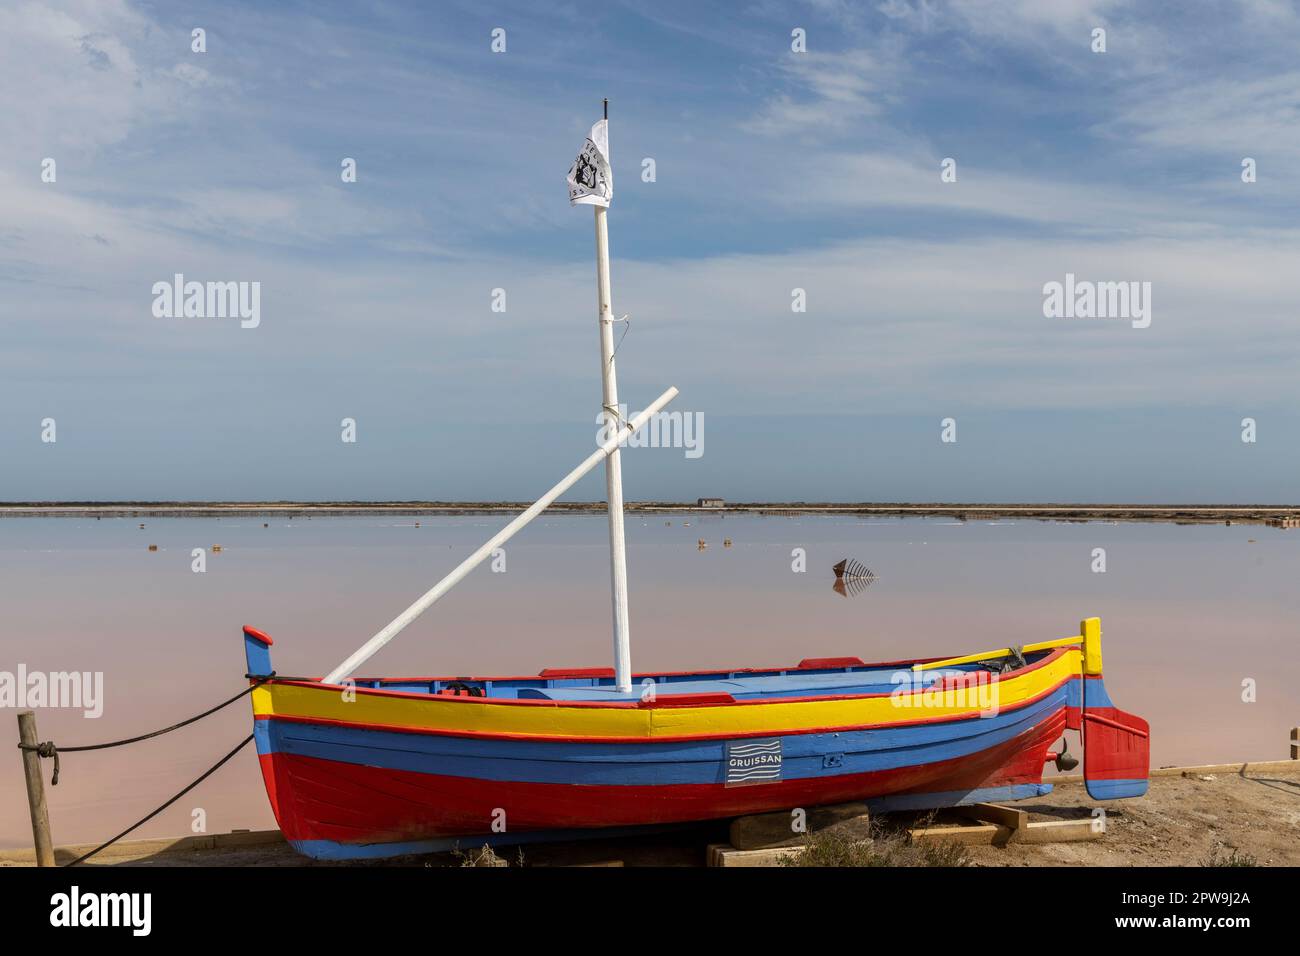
[322,387,678,686]
[321,100,653,690]
[593,99,634,694]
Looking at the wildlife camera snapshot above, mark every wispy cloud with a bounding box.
[742,47,900,133]
[2,0,1298,499]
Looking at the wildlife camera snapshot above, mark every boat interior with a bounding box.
[331,648,1056,703]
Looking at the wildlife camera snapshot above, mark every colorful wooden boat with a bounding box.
[241,106,1148,860]
[243,617,1148,860]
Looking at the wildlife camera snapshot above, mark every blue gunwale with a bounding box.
[332,655,1050,703]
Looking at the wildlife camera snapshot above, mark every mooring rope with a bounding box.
[60,733,255,867]
[14,673,304,866]
[17,675,277,785]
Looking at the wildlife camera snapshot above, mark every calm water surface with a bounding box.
[1,514,1296,847]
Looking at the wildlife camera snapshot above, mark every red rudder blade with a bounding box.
[1083,707,1150,799]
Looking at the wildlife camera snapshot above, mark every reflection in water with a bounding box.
[0,514,1297,847]
[832,557,877,598]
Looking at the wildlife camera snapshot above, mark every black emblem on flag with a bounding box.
[575,153,597,189]
[568,137,611,204]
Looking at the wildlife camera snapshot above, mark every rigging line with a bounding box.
[603,313,633,431]
[606,313,631,369]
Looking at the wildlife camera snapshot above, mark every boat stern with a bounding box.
[1070,618,1150,800]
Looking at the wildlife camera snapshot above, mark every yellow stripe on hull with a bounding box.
[252,648,1083,740]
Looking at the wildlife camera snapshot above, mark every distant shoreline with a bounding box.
[2,502,1298,526]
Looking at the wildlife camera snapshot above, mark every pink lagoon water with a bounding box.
[1,513,1297,848]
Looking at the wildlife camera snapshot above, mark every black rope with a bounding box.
[17,674,286,785]
[14,674,323,865]
[62,733,255,867]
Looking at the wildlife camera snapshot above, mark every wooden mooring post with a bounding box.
[17,711,55,867]
[1292,727,1299,761]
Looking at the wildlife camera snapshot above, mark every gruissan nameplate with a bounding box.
[725,738,783,786]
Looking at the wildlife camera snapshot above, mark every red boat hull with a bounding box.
[259,710,1065,849]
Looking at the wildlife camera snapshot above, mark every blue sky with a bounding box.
[2,0,1299,502]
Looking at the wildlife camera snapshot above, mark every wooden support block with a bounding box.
[707,843,805,867]
[1018,819,1103,844]
[909,817,1101,847]
[728,801,870,850]
[909,822,1007,846]
[955,802,1028,832]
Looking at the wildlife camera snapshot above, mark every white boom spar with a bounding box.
[322,385,679,686]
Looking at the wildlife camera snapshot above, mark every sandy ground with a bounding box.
[6,764,1297,868]
[962,765,1300,867]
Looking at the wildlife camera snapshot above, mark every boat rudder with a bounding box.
[1076,618,1150,799]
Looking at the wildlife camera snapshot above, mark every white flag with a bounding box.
[567,119,612,207]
